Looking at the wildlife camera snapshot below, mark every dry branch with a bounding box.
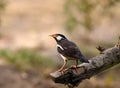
[50,46,120,88]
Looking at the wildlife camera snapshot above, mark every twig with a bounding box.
[96,45,106,54]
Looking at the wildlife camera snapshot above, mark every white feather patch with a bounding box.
[56,36,62,41]
[57,44,64,50]
[60,54,67,60]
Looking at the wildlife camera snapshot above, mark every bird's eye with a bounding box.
[56,36,62,41]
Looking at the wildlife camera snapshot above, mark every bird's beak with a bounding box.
[49,34,57,38]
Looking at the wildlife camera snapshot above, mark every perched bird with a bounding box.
[50,34,89,72]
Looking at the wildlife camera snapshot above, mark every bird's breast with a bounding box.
[60,54,67,60]
[60,54,75,61]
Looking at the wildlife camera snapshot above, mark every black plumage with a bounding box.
[50,34,89,72]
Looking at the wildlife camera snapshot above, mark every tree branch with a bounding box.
[50,46,120,88]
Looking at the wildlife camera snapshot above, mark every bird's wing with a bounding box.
[57,40,89,63]
[61,41,81,57]
[65,43,79,54]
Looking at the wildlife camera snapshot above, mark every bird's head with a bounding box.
[49,34,67,42]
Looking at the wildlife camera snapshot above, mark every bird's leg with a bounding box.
[71,59,78,68]
[58,59,67,72]
[75,59,78,68]
[70,59,79,73]
[75,59,79,72]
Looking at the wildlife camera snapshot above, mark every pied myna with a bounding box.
[50,34,89,72]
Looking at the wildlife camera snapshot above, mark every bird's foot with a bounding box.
[57,69,65,74]
[70,65,87,73]
[71,65,79,69]
[70,65,79,73]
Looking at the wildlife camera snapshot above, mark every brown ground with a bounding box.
[0,65,59,88]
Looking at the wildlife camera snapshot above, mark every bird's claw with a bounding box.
[57,70,65,75]
[70,65,80,73]
[71,65,79,69]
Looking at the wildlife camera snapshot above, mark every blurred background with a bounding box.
[0,0,120,88]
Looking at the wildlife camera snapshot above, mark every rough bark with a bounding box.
[50,46,120,88]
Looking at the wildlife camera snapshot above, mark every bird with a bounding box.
[50,33,89,72]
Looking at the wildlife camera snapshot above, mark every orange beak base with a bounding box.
[49,34,57,38]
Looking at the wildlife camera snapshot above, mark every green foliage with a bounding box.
[0,0,5,10]
[0,0,6,16]
[0,0,6,25]
[105,72,114,86]
[0,49,54,70]
[65,16,77,31]
[108,0,120,7]
[64,0,120,32]
[64,0,93,31]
